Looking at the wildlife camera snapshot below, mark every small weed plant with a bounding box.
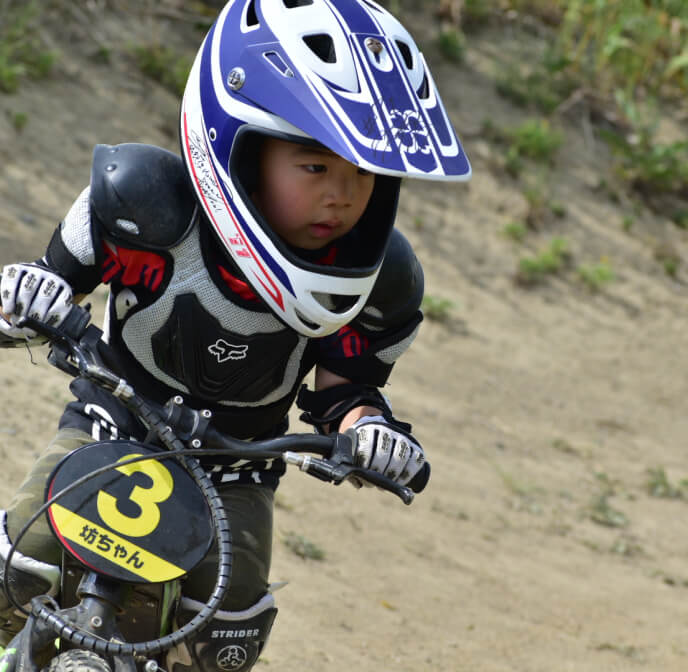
[602,125,688,201]
[516,237,571,286]
[133,44,192,97]
[437,27,465,63]
[495,53,577,114]
[483,119,563,178]
[462,0,493,30]
[422,295,454,322]
[509,119,563,164]
[522,185,566,229]
[621,216,634,232]
[673,211,688,230]
[577,260,615,292]
[589,493,628,528]
[283,532,326,561]
[8,110,28,132]
[654,243,682,278]
[588,471,628,528]
[646,467,686,499]
[502,221,527,242]
[0,1,56,93]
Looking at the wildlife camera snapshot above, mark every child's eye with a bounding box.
[357,168,373,176]
[304,164,326,173]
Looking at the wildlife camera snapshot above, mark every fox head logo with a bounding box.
[208,339,248,363]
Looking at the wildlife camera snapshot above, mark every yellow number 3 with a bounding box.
[97,454,174,538]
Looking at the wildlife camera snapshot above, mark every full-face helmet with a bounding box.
[181,0,471,337]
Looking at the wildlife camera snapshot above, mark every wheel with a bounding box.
[43,650,112,672]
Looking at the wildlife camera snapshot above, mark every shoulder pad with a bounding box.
[90,143,197,249]
[355,229,424,331]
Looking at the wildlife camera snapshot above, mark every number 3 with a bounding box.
[97,454,174,537]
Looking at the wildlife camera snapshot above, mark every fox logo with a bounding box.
[208,339,249,362]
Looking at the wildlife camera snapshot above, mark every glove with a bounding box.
[348,415,426,486]
[0,263,73,341]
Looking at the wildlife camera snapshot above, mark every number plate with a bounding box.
[45,441,215,584]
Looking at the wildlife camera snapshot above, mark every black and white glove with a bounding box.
[0,263,73,342]
[348,415,426,486]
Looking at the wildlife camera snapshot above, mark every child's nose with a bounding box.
[324,172,355,207]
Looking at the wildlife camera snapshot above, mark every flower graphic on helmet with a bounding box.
[389,109,431,155]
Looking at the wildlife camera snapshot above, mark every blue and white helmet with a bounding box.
[181,0,471,337]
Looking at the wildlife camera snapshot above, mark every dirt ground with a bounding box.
[2,4,688,671]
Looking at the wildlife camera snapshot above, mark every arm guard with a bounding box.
[315,229,424,386]
[297,383,412,434]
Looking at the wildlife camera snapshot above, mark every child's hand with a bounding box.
[348,415,426,486]
[0,263,73,340]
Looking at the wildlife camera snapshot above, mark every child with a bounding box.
[0,1,470,669]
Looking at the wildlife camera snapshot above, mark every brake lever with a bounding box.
[19,311,133,401]
[283,452,415,505]
[18,314,86,378]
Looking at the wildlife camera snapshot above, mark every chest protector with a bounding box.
[151,293,299,402]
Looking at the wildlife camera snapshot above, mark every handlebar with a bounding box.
[17,305,429,504]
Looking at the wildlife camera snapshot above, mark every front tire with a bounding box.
[44,650,112,672]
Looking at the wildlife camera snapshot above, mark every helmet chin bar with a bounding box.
[290,290,370,338]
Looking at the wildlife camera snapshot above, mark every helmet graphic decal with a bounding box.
[181,108,288,311]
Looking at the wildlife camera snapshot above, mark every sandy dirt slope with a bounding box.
[2,4,688,671]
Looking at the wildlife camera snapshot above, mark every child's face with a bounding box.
[252,137,375,250]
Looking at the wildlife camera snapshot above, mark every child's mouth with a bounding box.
[310,220,340,238]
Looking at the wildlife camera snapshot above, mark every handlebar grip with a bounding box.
[59,303,92,340]
[406,462,431,493]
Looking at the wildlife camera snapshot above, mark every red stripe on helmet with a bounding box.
[182,105,285,311]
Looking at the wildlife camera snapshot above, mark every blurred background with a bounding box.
[2,2,688,671]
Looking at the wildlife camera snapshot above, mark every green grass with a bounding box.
[0,1,57,93]
[502,221,528,242]
[621,215,634,232]
[437,28,466,63]
[589,493,628,528]
[462,0,493,30]
[282,532,326,561]
[8,110,28,132]
[489,1,688,219]
[492,0,688,103]
[509,119,563,164]
[577,260,615,292]
[516,237,571,285]
[132,44,192,97]
[483,118,563,178]
[555,0,688,99]
[654,243,682,278]
[646,467,685,499]
[522,185,566,229]
[495,57,577,114]
[421,295,454,322]
[602,126,688,199]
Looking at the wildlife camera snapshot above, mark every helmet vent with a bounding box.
[263,51,295,78]
[303,34,337,64]
[361,0,383,12]
[395,40,414,70]
[312,293,359,314]
[294,310,320,332]
[418,72,429,99]
[246,0,259,26]
[283,0,314,7]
